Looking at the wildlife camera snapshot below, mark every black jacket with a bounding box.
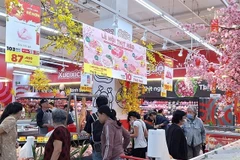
[166,124,188,160]
[155,115,169,129]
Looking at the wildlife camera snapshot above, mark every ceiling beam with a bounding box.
[85,0,191,52]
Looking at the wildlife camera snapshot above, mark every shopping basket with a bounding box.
[119,155,148,160]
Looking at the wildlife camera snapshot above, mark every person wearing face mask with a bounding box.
[183,106,206,159]
[166,110,188,160]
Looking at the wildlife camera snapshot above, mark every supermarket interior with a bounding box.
[0,0,240,160]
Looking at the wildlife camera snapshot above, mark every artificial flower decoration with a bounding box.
[186,1,240,109]
[5,0,20,14]
[10,88,16,96]
[52,88,58,97]
[41,0,83,62]
[117,80,147,113]
[65,88,71,96]
[29,69,51,91]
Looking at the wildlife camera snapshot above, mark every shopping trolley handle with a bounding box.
[119,155,148,160]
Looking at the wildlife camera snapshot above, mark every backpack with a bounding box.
[91,113,104,143]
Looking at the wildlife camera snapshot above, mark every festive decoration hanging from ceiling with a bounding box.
[185,1,240,107]
[29,69,51,91]
[41,0,83,62]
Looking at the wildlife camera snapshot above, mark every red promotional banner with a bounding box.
[5,0,41,66]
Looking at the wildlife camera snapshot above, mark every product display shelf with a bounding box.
[17,132,89,147]
[191,139,240,160]
[204,125,240,151]
[140,96,199,120]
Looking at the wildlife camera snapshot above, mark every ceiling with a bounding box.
[0,0,230,69]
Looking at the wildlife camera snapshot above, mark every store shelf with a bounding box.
[192,139,240,160]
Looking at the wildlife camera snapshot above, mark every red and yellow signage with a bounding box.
[5,1,41,66]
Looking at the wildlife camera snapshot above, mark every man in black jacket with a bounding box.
[84,96,108,160]
[166,110,188,160]
[149,111,169,130]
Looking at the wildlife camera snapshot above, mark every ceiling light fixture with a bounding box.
[162,40,168,50]
[135,0,162,15]
[12,64,57,73]
[178,48,183,57]
[13,70,32,75]
[141,30,147,41]
[135,0,223,56]
[41,60,69,67]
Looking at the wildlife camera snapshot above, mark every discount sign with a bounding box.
[5,1,41,66]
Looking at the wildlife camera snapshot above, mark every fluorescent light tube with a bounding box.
[0,12,6,17]
[12,64,57,73]
[13,70,32,75]
[135,0,223,56]
[135,0,162,15]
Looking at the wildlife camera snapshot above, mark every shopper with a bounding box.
[84,96,108,160]
[183,106,206,159]
[143,113,154,130]
[36,99,53,135]
[63,104,74,125]
[98,105,130,160]
[166,110,188,160]
[149,111,169,130]
[128,111,148,158]
[0,102,23,160]
[44,109,71,160]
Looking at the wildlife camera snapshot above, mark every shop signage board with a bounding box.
[82,24,147,84]
[5,1,41,66]
[163,58,173,91]
[80,72,93,93]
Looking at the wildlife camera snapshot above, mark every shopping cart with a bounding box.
[119,155,148,160]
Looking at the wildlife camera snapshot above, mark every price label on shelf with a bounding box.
[44,137,49,142]
[5,50,40,66]
[72,134,78,140]
[19,136,26,141]
[37,137,44,143]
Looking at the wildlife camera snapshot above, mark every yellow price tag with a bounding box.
[19,136,26,141]
[80,86,92,92]
[161,91,167,97]
[37,137,44,143]
[84,63,112,77]
[5,50,40,67]
[72,134,78,140]
[44,137,49,142]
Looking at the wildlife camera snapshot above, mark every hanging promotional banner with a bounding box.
[82,24,147,84]
[163,58,173,91]
[80,72,93,93]
[5,1,41,66]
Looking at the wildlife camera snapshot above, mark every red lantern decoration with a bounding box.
[211,19,219,32]
[195,58,201,67]
[125,81,130,89]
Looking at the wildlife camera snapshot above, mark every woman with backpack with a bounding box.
[128,111,148,158]
[98,105,130,160]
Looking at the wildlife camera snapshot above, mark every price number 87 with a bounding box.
[11,54,23,63]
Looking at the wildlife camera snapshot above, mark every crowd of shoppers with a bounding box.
[0,96,206,160]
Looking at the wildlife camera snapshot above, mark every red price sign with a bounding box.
[125,73,132,81]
